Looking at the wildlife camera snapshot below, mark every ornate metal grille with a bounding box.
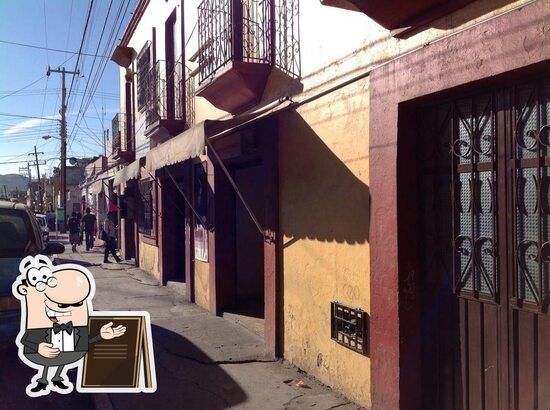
[274,0,300,78]
[513,81,550,309]
[198,0,237,84]
[111,113,127,155]
[176,64,195,127]
[137,41,151,111]
[197,0,300,84]
[144,59,191,129]
[184,68,195,127]
[112,113,121,153]
[452,95,498,299]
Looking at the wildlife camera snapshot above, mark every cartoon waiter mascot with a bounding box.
[12,255,126,397]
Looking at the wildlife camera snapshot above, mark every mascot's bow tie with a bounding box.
[53,321,74,335]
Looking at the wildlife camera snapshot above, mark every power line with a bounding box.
[0,76,46,101]
[0,39,110,58]
[68,0,131,150]
[80,0,131,120]
[67,0,95,105]
[0,88,118,97]
[0,113,60,122]
[76,0,114,123]
[42,0,50,64]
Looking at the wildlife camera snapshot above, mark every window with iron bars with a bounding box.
[137,41,152,111]
[197,0,300,84]
[145,58,195,129]
[138,179,154,235]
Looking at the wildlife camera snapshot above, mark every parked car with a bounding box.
[0,201,65,341]
[34,213,49,242]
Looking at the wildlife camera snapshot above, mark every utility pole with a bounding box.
[103,129,106,157]
[32,146,44,208]
[27,162,32,208]
[47,66,79,232]
[3,185,7,198]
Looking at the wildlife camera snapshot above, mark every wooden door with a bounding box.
[418,77,550,409]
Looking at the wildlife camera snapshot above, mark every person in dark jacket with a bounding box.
[81,207,97,251]
[103,211,121,263]
[67,212,80,252]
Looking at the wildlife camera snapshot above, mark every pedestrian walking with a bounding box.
[81,207,97,251]
[76,211,83,245]
[67,212,80,252]
[103,211,121,263]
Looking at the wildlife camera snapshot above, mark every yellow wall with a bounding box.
[139,240,160,280]
[277,2,534,407]
[279,78,370,406]
[194,260,210,310]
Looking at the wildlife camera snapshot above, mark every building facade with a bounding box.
[112,0,550,408]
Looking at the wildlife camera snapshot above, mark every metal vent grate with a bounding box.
[330,301,368,355]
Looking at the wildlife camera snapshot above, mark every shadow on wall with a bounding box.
[280,111,370,246]
[399,0,518,39]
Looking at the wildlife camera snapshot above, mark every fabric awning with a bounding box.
[144,98,293,173]
[113,158,142,186]
[145,122,206,173]
[89,179,104,195]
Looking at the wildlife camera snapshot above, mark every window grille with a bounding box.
[330,301,368,355]
[138,180,153,235]
[137,41,152,111]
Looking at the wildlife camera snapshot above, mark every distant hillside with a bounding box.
[0,174,29,191]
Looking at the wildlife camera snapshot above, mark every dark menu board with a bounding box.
[81,316,153,389]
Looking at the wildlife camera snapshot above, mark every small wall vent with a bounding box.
[330,301,368,355]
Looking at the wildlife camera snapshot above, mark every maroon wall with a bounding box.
[369,2,550,408]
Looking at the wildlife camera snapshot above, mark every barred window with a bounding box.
[137,41,151,111]
[138,179,153,235]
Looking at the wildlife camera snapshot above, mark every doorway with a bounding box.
[160,166,186,285]
[230,164,265,333]
[416,77,550,408]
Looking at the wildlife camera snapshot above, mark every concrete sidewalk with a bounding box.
[58,244,364,410]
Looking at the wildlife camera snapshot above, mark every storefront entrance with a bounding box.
[417,76,550,409]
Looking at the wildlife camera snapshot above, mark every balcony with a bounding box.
[112,113,134,163]
[144,58,195,138]
[197,0,300,114]
[320,0,475,36]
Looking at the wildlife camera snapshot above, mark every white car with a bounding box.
[34,213,50,242]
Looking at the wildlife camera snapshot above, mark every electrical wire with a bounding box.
[66,0,95,104]
[0,76,47,101]
[43,0,50,64]
[67,0,131,152]
[75,0,114,125]
[0,40,110,58]
[0,113,60,122]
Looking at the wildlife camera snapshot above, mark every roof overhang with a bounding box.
[113,158,145,186]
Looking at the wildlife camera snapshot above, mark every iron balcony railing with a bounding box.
[197,0,300,85]
[111,113,127,155]
[144,58,195,130]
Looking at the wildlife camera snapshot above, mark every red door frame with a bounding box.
[368,2,550,408]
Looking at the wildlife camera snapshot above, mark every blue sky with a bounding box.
[0,0,136,177]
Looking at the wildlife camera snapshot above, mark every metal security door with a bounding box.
[418,76,550,409]
[452,91,506,410]
[508,79,550,410]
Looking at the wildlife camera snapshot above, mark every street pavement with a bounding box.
[1,237,364,409]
